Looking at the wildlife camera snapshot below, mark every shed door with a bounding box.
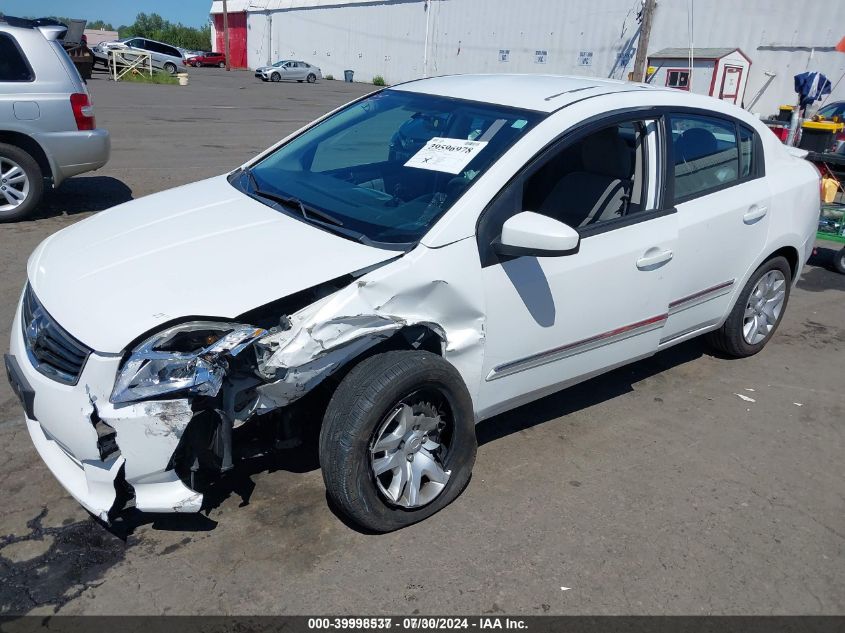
[720,65,743,104]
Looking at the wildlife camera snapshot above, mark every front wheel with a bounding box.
[707,256,792,357]
[163,62,177,74]
[270,72,280,82]
[0,144,43,222]
[319,351,476,532]
[307,73,317,83]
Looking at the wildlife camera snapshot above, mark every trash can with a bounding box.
[777,105,794,123]
[344,70,354,83]
[798,120,844,153]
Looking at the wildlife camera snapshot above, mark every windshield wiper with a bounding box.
[244,168,344,227]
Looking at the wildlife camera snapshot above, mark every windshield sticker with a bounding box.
[404,137,489,174]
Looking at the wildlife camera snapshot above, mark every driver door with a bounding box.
[476,115,677,419]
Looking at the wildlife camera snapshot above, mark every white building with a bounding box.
[209,0,845,116]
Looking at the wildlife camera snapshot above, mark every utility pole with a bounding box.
[632,0,656,82]
[222,0,231,71]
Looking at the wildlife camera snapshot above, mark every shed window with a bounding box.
[666,69,690,90]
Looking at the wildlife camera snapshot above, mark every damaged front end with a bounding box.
[73,257,485,519]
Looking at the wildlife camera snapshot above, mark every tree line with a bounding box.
[0,11,212,52]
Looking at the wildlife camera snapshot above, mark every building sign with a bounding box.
[499,49,510,62]
[534,50,548,64]
[578,50,593,67]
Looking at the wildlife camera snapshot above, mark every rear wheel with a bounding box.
[307,73,317,83]
[319,351,476,532]
[707,256,791,357]
[218,61,225,68]
[834,247,845,274]
[270,72,280,82]
[0,144,43,222]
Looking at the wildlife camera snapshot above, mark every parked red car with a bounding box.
[189,52,226,67]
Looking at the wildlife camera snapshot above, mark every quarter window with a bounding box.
[0,33,33,82]
[739,125,754,178]
[670,114,739,200]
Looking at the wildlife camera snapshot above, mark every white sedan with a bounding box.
[6,75,820,532]
[255,59,321,83]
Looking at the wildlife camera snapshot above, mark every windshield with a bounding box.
[817,103,842,118]
[235,90,542,246]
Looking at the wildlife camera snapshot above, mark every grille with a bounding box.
[21,285,91,385]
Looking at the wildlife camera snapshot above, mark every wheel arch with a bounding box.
[765,245,800,281]
[0,130,54,186]
[321,323,447,389]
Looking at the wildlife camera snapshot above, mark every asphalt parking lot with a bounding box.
[0,68,843,616]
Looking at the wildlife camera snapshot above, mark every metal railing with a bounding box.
[108,49,153,81]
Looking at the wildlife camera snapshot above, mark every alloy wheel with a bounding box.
[0,156,30,212]
[742,270,786,344]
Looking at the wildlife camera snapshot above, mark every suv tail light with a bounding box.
[70,93,95,131]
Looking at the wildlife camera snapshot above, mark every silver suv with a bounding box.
[0,16,110,221]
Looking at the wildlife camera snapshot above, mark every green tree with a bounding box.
[87,19,115,31]
[119,12,211,51]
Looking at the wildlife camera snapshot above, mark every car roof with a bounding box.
[392,74,665,113]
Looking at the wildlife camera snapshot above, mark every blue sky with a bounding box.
[2,0,211,28]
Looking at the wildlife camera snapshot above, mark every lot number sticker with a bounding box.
[405,137,488,174]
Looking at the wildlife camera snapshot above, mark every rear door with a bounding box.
[660,112,770,346]
[290,62,307,80]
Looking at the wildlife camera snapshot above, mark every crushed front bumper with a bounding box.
[7,297,202,517]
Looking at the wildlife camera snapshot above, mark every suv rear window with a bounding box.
[0,33,34,81]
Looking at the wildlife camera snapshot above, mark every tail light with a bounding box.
[70,93,95,131]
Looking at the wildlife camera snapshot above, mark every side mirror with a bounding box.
[493,211,580,257]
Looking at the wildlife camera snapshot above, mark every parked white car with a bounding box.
[6,75,820,532]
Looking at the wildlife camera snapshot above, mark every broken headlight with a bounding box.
[110,321,266,404]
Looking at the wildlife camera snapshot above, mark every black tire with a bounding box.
[319,350,476,532]
[307,73,317,83]
[218,61,225,68]
[163,62,177,75]
[834,247,845,274]
[707,256,792,357]
[270,72,281,82]
[0,143,43,222]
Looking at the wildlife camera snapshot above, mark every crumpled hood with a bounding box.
[27,176,398,353]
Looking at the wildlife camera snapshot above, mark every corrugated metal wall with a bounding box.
[213,12,249,67]
[233,0,845,115]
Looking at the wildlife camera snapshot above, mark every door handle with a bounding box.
[636,248,673,270]
[743,205,768,224]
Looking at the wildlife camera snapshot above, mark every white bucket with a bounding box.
[177,73,189,86]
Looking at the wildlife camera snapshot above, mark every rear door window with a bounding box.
[670,114,739,200]
[0,33,34,82]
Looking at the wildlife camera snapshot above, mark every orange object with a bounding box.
[837,36,845,53]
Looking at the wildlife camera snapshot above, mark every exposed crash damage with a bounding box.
[93,249,486,519]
